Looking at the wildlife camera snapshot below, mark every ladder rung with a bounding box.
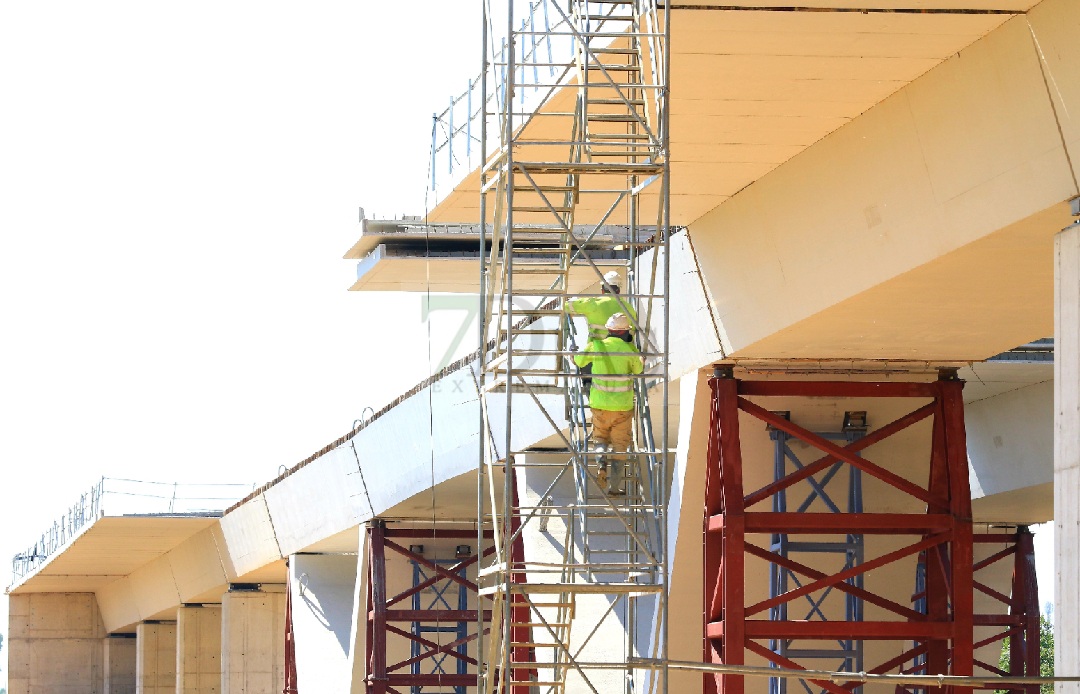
[584,63,639,71]
[514,205,573,213]
[588,113,641,122]
[500,329,562,337]
[586,153,650,160]
[510,267,568,275]
[513,184,576,192]
[581,82,658,89]
[584,132,651,139]
[514,161,664,175]
[589,98,646,105]
[503,308,564,316]
[509,681,564,688]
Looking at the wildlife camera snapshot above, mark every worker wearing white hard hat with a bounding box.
[565,270,637,341]
[573,312,643,495]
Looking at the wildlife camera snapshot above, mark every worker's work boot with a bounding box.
[593,443,610,490]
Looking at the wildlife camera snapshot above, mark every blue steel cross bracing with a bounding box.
[410,559,470,694]
[768,423,867,694]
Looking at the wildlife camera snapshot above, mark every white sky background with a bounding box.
[0,2,486,682]
[0,1,1061,685]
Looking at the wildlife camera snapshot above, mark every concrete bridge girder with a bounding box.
[689,3,1080,363]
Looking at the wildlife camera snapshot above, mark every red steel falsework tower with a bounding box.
[703,367,976,694]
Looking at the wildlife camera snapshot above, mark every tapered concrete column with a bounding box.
[177,605,222,693]
[135,622,176,694]
[289,555,358,691]
[7,592,106,693]
[221,586,286,694]
[1055,218,1080,693]
[104,635,136,694]
[666,370,713,694]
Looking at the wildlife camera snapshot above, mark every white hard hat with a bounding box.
[606,312,631,331]
[602,271,621,286]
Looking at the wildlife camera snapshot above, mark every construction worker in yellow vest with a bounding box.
[573,312,643,495]
[566,270,637,341]
[566,270,638,395]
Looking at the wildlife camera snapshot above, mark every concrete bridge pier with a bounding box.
[7,592,107,693]
[176,605,221,693]
[1056,217,1080,692]
[134,621,175,694]
[103,635,136,694]
[220,585,286,694]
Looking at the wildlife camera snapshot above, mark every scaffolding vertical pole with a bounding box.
[477,1,489,689]
[478,1,671,692]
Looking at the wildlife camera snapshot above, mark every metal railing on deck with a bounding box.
[429,0,574,196]
[10,477,255,581]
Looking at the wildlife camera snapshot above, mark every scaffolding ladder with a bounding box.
[476,1,670,693]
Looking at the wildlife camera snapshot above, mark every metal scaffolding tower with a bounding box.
[475,1,671,693]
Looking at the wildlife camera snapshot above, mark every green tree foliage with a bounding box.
[998,609,1054,694]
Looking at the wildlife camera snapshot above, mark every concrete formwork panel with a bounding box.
[97,577,143,635]
[221,588,286,694]
[134,622,176,694]
[177,605,221,694]
[288,554,357,692]
[219,496,282,579]
[168,528,229,605]
[104,636,136,694]
[263,447,367,557]
[129,556,181,623]
[7,592,106,694]
[357,364,483,515]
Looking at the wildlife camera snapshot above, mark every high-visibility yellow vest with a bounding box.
[573,336,643,411]
[567,296,637,340]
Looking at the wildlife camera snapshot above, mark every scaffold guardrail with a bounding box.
[430,0,576,198]
[10,476,255,581]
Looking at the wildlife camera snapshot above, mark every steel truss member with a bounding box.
[704,369,977,694]
[365,524,497,694]
[897,528,1041,694]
